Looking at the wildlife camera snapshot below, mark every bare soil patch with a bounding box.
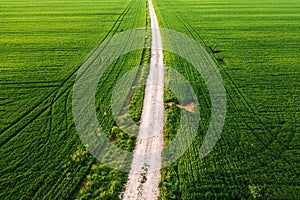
[167,101,196,113]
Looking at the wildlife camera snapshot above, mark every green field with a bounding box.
[1,0,299,199]
[0,0,148,199]
[155,0,300,199]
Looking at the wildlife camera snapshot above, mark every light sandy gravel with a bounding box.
[123,0,164,199]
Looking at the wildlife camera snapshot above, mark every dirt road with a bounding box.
[123,0,164,199]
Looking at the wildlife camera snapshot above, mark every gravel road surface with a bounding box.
[123,0,164,199]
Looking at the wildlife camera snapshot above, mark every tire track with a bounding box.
[0,0,135,146]
[162,0,296,174]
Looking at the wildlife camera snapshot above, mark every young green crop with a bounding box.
[0,0,149,199]
[154,0,300,199]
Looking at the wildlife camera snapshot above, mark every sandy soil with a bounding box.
[167,102,196,113]
[123,0,164,199]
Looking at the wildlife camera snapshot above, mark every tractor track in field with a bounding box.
[0,0,135,146]
[163,0,296,174]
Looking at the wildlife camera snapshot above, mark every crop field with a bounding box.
[154,0,300,199]
[0,0,149,199]
[1,0,299,199]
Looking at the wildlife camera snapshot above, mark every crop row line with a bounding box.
[0,0,136,146]
[162,0,297,175]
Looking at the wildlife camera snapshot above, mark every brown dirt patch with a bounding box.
[167,101,195,113]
